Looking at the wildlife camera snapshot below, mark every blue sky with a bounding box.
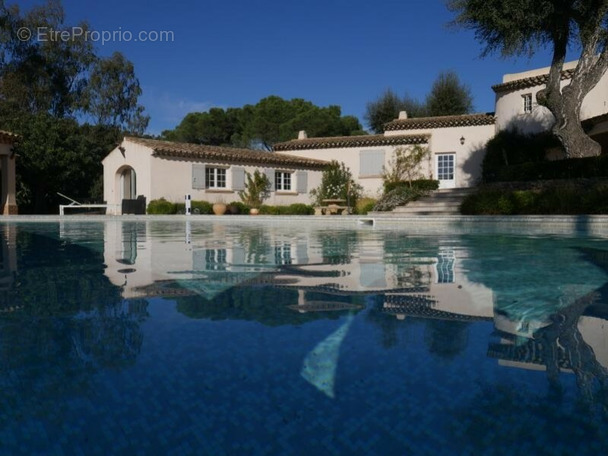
[19,0,559,135]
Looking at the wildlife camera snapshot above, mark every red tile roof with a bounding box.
[383,113,495,131]
[273,134,429,151]
[492,69,575,93]
[126,137,329,169]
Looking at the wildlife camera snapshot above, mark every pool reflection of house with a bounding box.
[102,221,494,311]
[100,220,608,376]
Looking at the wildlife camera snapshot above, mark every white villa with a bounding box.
[274,113,496,193]
[90,219,608,373]
[493,60,608,152]
[102,60,608,213]
[102,137,327,215]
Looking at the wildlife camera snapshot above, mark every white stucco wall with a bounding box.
[103,139,323,213]
[430,124,495,188]
[278,125,494,192]
[149,156,320,206]
[387,124,494,188]
[277,145,426,197]
[102,142,153,215]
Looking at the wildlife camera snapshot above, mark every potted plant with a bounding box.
[239,170,270,215]
[212,198,227,215]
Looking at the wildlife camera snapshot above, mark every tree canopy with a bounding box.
[448,0,608,158]
[426,71,474,117]
[364,72,473,133]
[162,96,366,150]
[0,0,149,212]
[364,89,427,134]
[83,52,150,135]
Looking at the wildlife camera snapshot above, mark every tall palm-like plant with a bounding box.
[239,170,271,208]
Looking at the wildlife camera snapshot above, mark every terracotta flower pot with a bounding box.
[212,203,227,215]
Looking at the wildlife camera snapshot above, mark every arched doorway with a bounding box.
[119,166,137,200]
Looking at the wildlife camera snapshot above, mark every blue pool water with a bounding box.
[1,220,608,455]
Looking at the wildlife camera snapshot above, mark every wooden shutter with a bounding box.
[296,171,308,193]
[192,164,206,189]
[265,168,275,190]
[359,150,385,176]
[232,167,246,191]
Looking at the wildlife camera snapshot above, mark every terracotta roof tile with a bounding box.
[383,113,495,131]
[492,68,575,93]
[126,136,329,169]
[0,130,19,144]
[273,134,429,151]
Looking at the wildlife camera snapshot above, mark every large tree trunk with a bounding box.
[537,27,608,158]
[551,94,601,158]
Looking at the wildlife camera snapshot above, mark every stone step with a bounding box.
[387,187,475,215]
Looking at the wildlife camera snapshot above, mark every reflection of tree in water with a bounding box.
[365,295,417,349]
[452,250,608,453]
[0,229,147,425]
[237,228,272,264]
[317,230,359,264]
[424,319,470,360]
[176,285,357,326]
[489,248,608,403]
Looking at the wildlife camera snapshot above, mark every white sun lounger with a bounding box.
[58,192,109,215]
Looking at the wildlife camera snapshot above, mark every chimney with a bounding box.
[298,130,308,140]
[398,111,408,120]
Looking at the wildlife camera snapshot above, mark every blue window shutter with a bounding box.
[265,168,275,190]
[232,167,246,191]
[296,171,308,193]
[192,164,206,189]
[359,150,385,176]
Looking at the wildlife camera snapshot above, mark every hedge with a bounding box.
[148,199,315,215]
[384,179,439,193]
[460,180,608,214]
[486,154,608,183]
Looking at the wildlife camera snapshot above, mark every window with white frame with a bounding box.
[275,171,292,191]
[274,243,292,265]
[205,167,227,189]
[522,93,533,113]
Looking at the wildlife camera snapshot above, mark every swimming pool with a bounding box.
[1,219,607,455]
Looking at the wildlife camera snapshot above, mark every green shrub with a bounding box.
[460,190,505,215]
[310,161,362,207]
[355,197,377,215]
[510,190,537,213]
[492,155,608,182]
[373,186,427,212]
[147,198,176,214]
[482,129,558,182]
[384,179,440,193]
[192,200,213,214]
[460,181,608,215]
[255,204,314,215]
[227,201,250,214]
[258,205,278,215]
[285,203,314,215]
